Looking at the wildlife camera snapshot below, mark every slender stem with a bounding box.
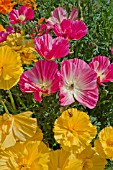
[78,0,83,20]
[1,101,10,114]
[17,95,26,109]
[7,90,16,112]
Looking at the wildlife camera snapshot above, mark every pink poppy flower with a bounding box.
[58,58,98,109]
[47,7,78,26]
[18,60,59,102]
[9,6,34,24]
[34,34,70,60]
[53,19,88,40]
[89,56,113,85]
[6,25,15,34]
[39,7,78,34]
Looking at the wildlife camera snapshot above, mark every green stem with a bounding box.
[17,95,26,109]
[7,90,16,112]
[1,101,10,114]
[78,0,83,20]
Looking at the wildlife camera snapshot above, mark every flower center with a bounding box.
[68,83,74,90]
[17,155,30,170]
[36,81,51,92]
[19,164,30,170]
[41,84,47,90]
[19,15,25,21]
[97,72,105,81]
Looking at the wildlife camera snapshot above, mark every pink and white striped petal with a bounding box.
[35,34,70,60]
[47,7,78,25]
[19,60,59,102]
[58,58,98,109]
[47,7,68,25]
[69,8,78,21]
[89,56,113,85]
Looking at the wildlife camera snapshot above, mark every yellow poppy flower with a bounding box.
[0,45,23,90]
[69,145,107,170]
[2,33,37,65]
[98,126,113,160]
[0,111,42,150]
[48,149,82,170]
[94,139,106,159]
[53,108,97,152]
[0,140,49,170]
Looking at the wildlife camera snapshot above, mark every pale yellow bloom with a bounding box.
[53,108,97,153]
[97,126,113,160]
[0,45,23,90]
[0,111,42,150]
[48,149,82,170]
[0,140,49,170]
[1,33,37,65]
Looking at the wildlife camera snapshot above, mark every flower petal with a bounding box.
[58,58,98,108]
[35,34,70,60]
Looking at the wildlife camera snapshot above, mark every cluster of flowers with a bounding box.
[1,6,113,109]
[0,108,113,169]
[0,4,113,169]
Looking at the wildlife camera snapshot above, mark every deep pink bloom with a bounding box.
[47,7,78,26]
[18,60,59,102]
[58,58,98,109]
[6,25,14,34]
[89,56,113,85]
[53,19,88,40]
[0,31,8,43]
[35,34,70,60]
[9,6,34,24]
